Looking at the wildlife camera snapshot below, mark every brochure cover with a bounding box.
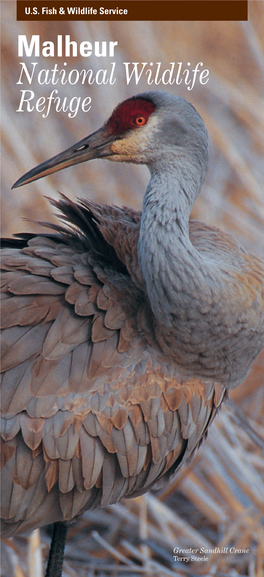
[1,1,264,576]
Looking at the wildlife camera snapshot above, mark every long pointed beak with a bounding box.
[12,126,116,188]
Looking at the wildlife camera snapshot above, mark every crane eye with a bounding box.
[133,115,147,127]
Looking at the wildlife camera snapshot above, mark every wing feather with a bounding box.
[1,202,227,537]
[79,427,105,490]
[31,354,71,396]
[58,486,94,520]
[82,412,102,437]
[1,324,51,372]
[0,415,21,442]
[58,459,75,493]
[101,452,128,507]
[1,359,34,413]
[69,342,93,392]
[20,413,45,450]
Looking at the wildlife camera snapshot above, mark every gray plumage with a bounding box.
[1,92,264,546]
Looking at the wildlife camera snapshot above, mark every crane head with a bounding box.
[12,92,208,188]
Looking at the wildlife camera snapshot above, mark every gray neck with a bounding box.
[138,160,257,387]
[139,160,210,316]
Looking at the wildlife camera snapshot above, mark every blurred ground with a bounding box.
[1,1,264,576]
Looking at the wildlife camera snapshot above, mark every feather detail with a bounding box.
[79,427,105,490]
[2,191,260,537]
[20,413,45,450]
[1,324,51,372]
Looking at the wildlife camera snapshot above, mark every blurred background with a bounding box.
[1,1,264,576]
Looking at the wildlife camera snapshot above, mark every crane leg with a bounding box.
[45,521,68,577]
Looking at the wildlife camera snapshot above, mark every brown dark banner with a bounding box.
[17,1,248,22]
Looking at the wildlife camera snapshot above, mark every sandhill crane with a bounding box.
[1,92,264,577]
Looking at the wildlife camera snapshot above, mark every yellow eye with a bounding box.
[134,116,147,126]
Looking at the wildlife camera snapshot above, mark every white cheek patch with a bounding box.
[110,116,160,158]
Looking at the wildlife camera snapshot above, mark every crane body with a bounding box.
[1,91,264,572]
